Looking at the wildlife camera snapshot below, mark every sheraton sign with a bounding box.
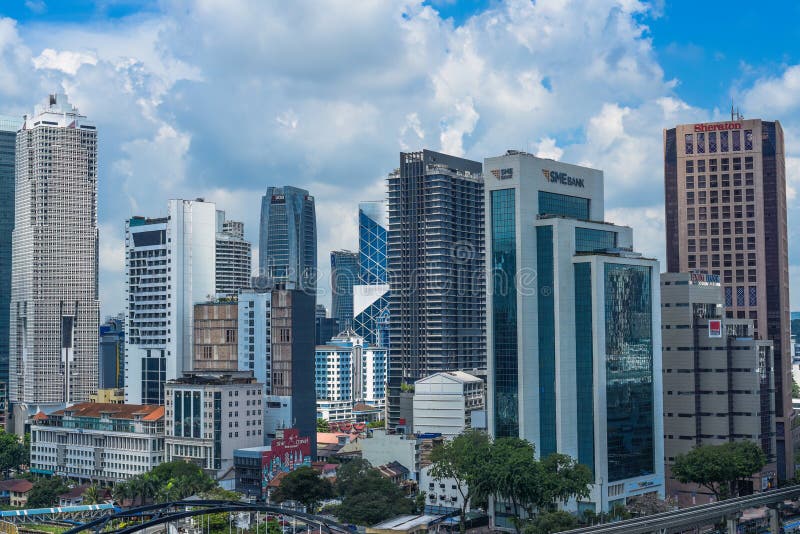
[694,122,741,132]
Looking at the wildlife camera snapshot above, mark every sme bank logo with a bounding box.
[694,122,741,132]
[542,169,585,188]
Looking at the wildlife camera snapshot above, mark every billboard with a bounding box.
[708,319,722,338]
[261,429,312,496]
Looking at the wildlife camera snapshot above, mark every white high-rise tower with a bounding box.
[10,94,99,421]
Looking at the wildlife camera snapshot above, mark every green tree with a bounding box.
[82,484,101,505]
[523,511,577,534]
[334,459,414,525]
[671,441,766,501]
[121,461,217,504]
[27,477,69,507]
[793,379,800,398]
[486,438,592,533]
[272,466,333,513]
[429,430,492,532]
[317,418,330,432]
[367,420,385,429]
[0,430,27,477]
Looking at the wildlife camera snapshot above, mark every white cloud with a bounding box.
[32,48,97,75]
[534,137,563,161]
[3,0,799,314]
[25,0,47,14]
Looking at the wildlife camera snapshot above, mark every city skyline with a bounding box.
[1,2,799,317]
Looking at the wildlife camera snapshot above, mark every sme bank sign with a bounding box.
[542,169,585,188]
[694,122,741,132]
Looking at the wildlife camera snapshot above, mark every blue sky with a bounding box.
[1,0,800,315]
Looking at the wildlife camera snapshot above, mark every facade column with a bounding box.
[725,512,741,533]
[768,504,781,534]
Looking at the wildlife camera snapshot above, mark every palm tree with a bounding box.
[112,482,130,505]
[82,484,100,505]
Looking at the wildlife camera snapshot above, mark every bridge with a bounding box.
[62,500,351,534]
[564,485,800,533]
[0,504,117,525]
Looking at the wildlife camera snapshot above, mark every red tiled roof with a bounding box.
[31,412,48,422]
[0,479,33,493]
[50,402,163,421]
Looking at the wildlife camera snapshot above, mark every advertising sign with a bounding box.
[708,319,722,338]
[261,429,312,496]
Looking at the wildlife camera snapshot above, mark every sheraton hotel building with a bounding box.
[664,119,793,479]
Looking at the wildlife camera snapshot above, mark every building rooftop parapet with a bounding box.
[167,371,259,386]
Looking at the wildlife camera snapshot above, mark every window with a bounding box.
[687,208,695,220]
[708,132,717,152]
[745,156,754,170]
[720,131,729,152]
[737,287,745,306]
[732,131,741,151]
[721,174,730,187]
[687,192,694,205]
[698,160,706,172]
[697,132,705,153]
[725,287,733,306]
[685,134,693,154]
[709,159,717,172]
[744,130,753,150]
[686,160,694,173]
[685,176,694,189]
[538,191,590,219]
[698,175,706,188]
[745,172,754,186]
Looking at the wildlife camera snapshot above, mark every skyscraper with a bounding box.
[386,150,486,429]
[10,94,100,421]
[258,186,317,291]
[358,201,388,284]
[664,119,793,478]
[485,151,663,518]
[215,211,251,297]
[353,201,390,348]
[330,250,358,330]
[661,272,776,505]
[98,315,125,390]
[0,115,21,429]
[125,199,216,405]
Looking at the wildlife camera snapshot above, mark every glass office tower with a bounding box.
[330,250,358,330]
[354,201,390,348]
[258,186,317,292]
[485,151,663,520]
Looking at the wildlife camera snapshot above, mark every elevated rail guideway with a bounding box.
[62,500,351,534]
[564,485,800,533]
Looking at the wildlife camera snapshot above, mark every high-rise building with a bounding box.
[484,151,663,518]
[358,201,388,284]
[330,250,358,330]
[125,199,216,405]
[386,150,486,428]
[99,316,125,390]
[10,94,100,421]
[258,186,316,291]
[238,290,272,394]
[0,115,21,429]
[353,201,390,348]
[215,211,251,297]
[164,371,263,476]
[268,286,317,456]
[661,272,776,506]
[193,301,238,371]
[315,331,387,421]
[664,119,793,478]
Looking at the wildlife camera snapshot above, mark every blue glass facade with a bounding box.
[331,250,358,330]
[491,189,518,438]
[0,120,18,404]
[536,225,556,456]
[258,186,317,291]
[353,290,389,348]
[574,263,594,474]
[604,264,655,482]
[358,202,387,285]
[538,191,590,219]
[575,227,616,252]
